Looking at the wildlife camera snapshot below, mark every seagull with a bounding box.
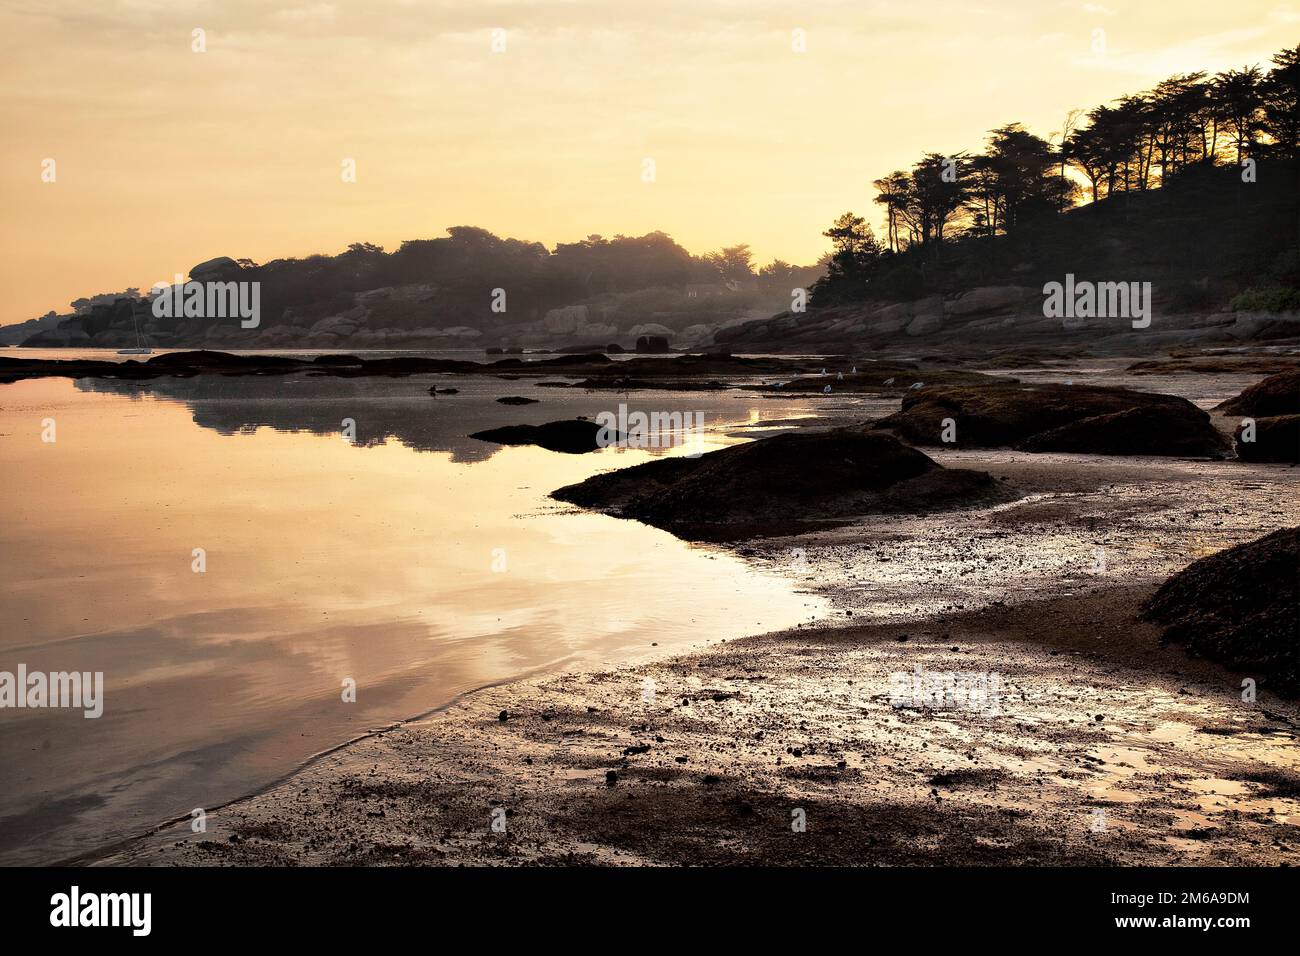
[883,377,895,385]
[837,372,843,380]
[909,381,924,389]
[851,366,857,374]
[822,385,832,394]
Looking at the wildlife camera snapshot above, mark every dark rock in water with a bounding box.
[768,363,1010,393]
[1216,370,1300,417]
[1143,527,1299,695]
[428,387,458,395]
[496,396,539,405]
[1018,404,1229,457]
[635,335,670,354]
[552,428,1015,540]
[876,383,1229,456]
[1234,415,1300,462]
[471,418,616,454]
[606,343,626,354]
[565,377,730,392]
[145,349,303,373]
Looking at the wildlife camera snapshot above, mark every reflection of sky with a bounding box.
[75,370,819,461]
[0,377,824,864]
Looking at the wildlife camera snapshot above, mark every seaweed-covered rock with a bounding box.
[1216,370,1300,417]
[875,383,1228,456]
[552,428,1013,540]
[1142,527,1300,695]
[766,364,1009,394]
[1234,415,1300,463]
[1019,404,1230,457]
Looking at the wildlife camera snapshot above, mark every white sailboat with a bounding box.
[117,306,152,355]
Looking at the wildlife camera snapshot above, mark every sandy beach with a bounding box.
[92,586,1300,867]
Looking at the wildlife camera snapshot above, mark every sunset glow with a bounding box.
[2,0,1295,322]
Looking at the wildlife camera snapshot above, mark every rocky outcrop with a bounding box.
[627,323,674,342]
[875,383,1230,457]
[189,257,240,281]
[552,429,1014,540]
[1216,370,1300,417]
[1018,404,1229,456]
[905,297,945,336]
[1143,527,1300,695]
[543,305,589,334]
[944,286,1028,317]
[1234,415,1300,462]
[714,286,1040,350]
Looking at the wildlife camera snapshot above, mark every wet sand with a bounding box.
[93,584,1299,867]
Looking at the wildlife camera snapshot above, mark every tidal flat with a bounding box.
[33,352,1294,867]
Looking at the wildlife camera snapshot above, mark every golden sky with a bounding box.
[1,0,1295,324]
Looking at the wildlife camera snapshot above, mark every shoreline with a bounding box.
[92,577,1300,867]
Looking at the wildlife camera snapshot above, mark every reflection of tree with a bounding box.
[77,376,506,463]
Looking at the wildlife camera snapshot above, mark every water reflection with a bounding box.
[75,373,796,462]
[0,377,824,864]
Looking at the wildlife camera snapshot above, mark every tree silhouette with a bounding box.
[1261,46,1300,158]
[1214,67,1264,164]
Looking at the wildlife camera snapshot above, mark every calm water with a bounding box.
[0,372,825,864]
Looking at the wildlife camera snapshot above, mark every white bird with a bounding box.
[851,366,857,374]
[883,377,895,385]
[910,381,924,389]
[837,372,843,380]
[821,367,827,375]
[822,385,832,394]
